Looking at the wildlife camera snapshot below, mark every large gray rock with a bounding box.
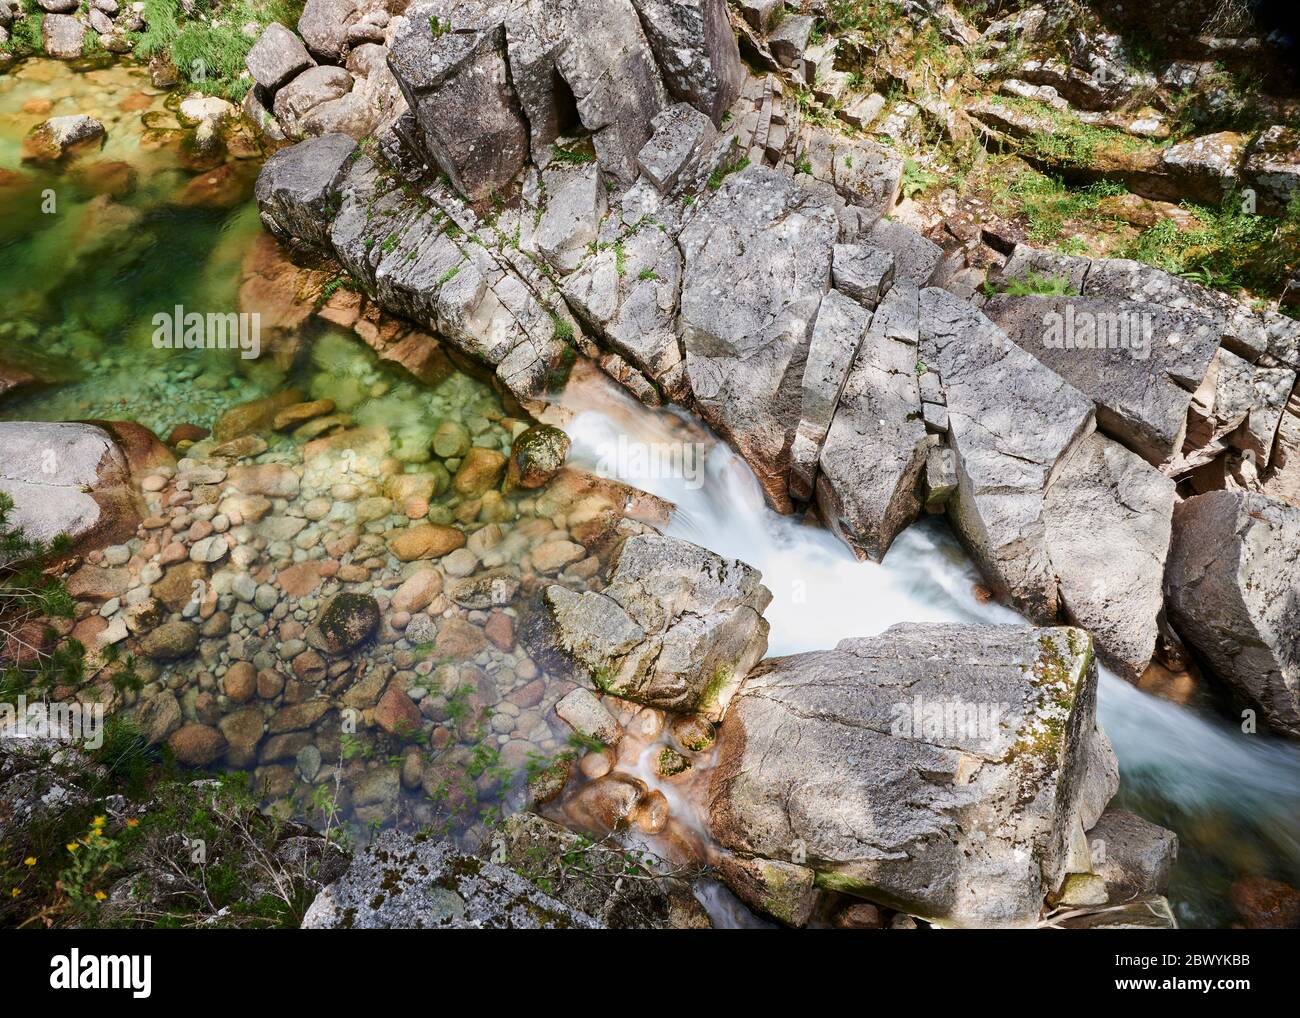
[388,5,531,202]
[678,164,838,511]
[813,287,929,559]
[246,22,316,91]
[272,65,354,138]
[551,0,669,184]
[41,13,84,59]
[707,623,1118,927]
[920,288,1095,622]
[983,294,1221,465]
[301,829,601,927]
[503,0,570,163]
[534,161,607,274]
[1164,490,1300,738]
[528,533,771,720]
[255,132,357,249]
[767,13,812,68]
[868,218,942,288]
[1087,808,1178,901]
[789,289,869,501]
[562,218,684,383]
[631,0,742,125]
[1244,125,1300,216]
[298,0,358,62]
[503,0,670,181]
[300,88,383,140]
[1159,131,1245,207]
[798,127,903,222]
[1186,348,1295,469]
[1042,432,1175,682]
[635,101,717,193]
[323,154,571,401]
[0,422,141,560]
[831,242,895,308]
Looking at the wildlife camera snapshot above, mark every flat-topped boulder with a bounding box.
[707,623,1118,927]
[0,422,142,561]
[983,293,1221,465]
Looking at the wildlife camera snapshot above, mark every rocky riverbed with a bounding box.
[2,1,1300,930]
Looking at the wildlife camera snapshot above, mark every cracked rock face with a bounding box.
[1165,490,1300,737]
[812,285,929,560]
[678,164,839,511]
[984,293,1221,466]
[1042,432,1174,682]
[389,8,532,202]
[707,623,1118,928]
[631,0,743,126]
[527,533,772,720]
[254,132,357,249]
[919,288,1095,622]
[301,830,601,928]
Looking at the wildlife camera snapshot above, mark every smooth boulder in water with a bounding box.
[506,425,571,490]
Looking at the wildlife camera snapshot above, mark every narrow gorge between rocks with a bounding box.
[1,0,1299,936]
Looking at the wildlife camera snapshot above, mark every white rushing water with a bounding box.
[557,373,1300,927]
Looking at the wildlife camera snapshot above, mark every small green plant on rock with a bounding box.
[0,493,87,703]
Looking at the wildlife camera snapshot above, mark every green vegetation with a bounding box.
[131,0,306,102]
[821,0,903,37]
[0,493,84,702]
[989,169,1126,243]
[901,157,940,201]
[1167,65,1271,139]
[551,143,595,165]
[1119,190,1300,296]
[1000,96,1154,168]
[2,1,45,56]
[985,166,1300,304]
[982,272,1079,298]
[707,154,750,190]
[550,312,575,342]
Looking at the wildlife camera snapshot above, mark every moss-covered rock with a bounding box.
[506,425,571,490]
[312,592,380,654]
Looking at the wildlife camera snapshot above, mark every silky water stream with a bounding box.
[557,375,1300,929]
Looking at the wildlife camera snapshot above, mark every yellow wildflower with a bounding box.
[66,843,79,853]
[24,857,36,867]
[95,891,107,901]
[10,888,19,898]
